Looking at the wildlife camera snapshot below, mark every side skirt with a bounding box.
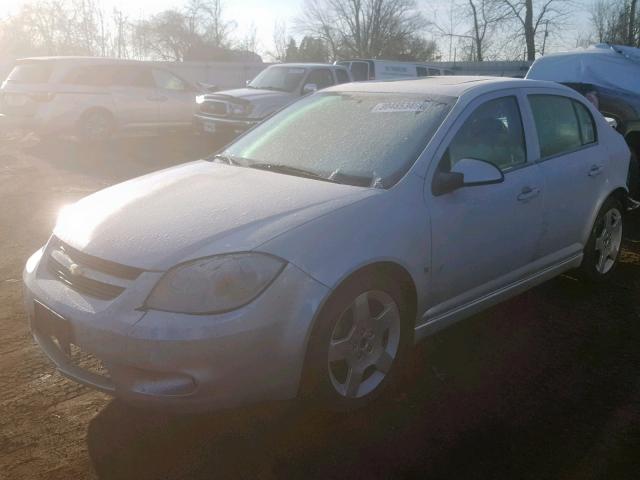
[414,253,583,343]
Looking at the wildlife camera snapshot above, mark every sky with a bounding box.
[0,0,592,60]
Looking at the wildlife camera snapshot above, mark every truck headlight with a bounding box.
[145,253,285,314]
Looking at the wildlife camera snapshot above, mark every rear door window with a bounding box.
[113,66,154,88]
[7,63,53,83]
[63,65,116,86]
[335,69,350,84]
[528,95,583,158]
[305,68,335,90]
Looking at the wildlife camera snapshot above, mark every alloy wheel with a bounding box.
[594,207,623,275]
[327,290,401,399]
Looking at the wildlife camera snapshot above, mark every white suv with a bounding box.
[0,57,201,141]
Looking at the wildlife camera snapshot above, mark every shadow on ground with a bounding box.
[24,133,223,182]
[86,221,640,480]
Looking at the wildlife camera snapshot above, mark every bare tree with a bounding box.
[589,0,639,47]
[466,0,511,61]
[498,0,570,60]
[296,0,428,60]
[270,20,289,61]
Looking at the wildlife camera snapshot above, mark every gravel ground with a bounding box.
[0,133,639,480]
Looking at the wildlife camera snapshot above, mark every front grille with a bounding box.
[46,238,144,300]
[200,100,228,116]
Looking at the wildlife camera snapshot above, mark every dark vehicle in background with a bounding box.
[0,57,201,141]
[193,63,352,138]
[527,44,640,199]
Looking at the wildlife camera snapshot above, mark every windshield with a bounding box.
[7,63,54,83]
[222,92,455,188]
[248,66,307,93]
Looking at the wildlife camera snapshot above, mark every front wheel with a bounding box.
[580,197,624,281]
[301,274,412,411]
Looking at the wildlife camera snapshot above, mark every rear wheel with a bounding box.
[301,274,412,411]
[580,197,623,281]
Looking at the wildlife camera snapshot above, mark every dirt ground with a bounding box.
[0,133,639,480]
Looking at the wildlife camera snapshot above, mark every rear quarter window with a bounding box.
[7,63,54,83]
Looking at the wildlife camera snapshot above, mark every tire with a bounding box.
[627,150,640,201]
[580,197,624,282]
[300,272,413,411]
[77,109,114,143]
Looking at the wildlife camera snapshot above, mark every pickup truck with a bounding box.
[194,63,352,139]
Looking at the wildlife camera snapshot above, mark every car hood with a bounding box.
[54,161,375,271]
[212,87,295,102]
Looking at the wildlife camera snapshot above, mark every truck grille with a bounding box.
[46,238,144,301]
[200,100,228,116]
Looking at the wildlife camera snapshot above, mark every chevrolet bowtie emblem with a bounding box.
[68,263,85,277]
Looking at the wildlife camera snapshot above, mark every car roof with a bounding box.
[323,75,565,98]
[17,56,145,65]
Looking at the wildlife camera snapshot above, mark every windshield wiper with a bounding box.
[246,162,340,183]
[209,154,242,165]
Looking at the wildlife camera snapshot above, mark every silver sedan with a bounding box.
[23,76,630,411]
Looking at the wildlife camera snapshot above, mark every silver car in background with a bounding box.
[23,77,630,412]
[0,57,200,141]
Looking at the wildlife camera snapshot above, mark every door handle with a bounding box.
[517,186,541,202]
[588,164,604,177]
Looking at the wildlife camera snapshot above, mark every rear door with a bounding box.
[109,65,159,131]
[525,91,607,260]
[151,68,197,127]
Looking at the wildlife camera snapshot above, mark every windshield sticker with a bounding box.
[287,68,306,74]
[372,102,429,113]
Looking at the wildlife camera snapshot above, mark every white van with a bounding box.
[335,59,454,81]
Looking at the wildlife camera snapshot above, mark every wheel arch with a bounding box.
[583,187,628,245]
[297,260,418,395]
[76,106,117,130]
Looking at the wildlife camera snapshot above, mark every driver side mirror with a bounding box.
[302,83,318,95]
[432,158,504,196]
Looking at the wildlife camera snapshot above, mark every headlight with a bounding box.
[146,253,285,314]
[195,95,206,104]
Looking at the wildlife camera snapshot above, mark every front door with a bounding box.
[426,93,545,317]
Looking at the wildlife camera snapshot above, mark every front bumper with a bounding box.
[193,113,260,135]
[23,248,329,412]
